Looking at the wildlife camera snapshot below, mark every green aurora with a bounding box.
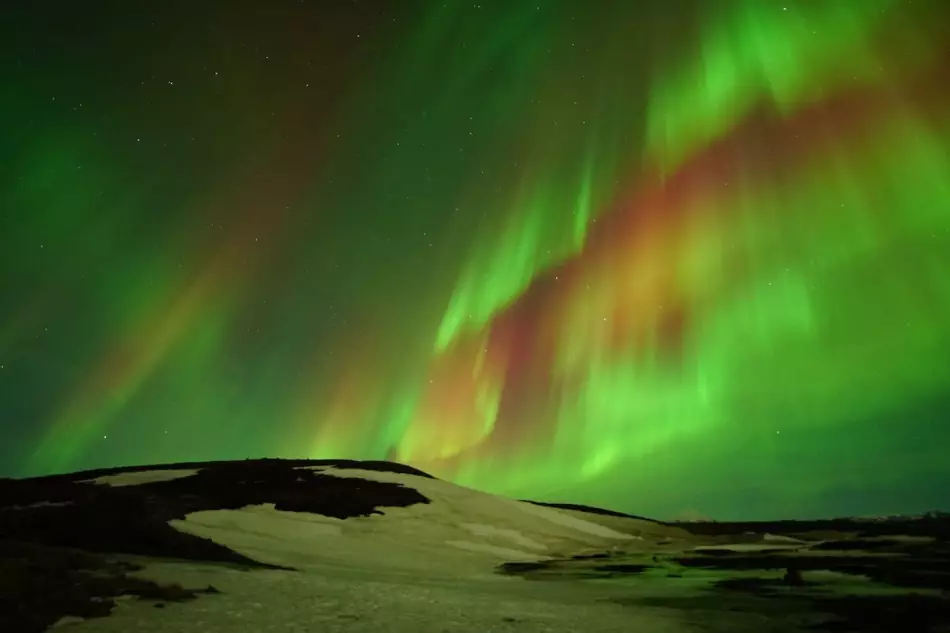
[2,0,949,520]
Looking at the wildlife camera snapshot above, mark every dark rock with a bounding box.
[0,458,432,567]
[671,516,950,541]
[594,564,651,574]
[783,567,804,586]
[0,539,213,633]
[811,593,950,633]
[518,500,659,522]
[498,561,552,575]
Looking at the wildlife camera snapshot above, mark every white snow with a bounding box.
[49,466,708,631]
[29,466,942,633]
[762,533,805,543]
[57,558,704,633]
[310,466,636,541]
[169,467,679,575]
[459,522,548,550]
[78,469,201,487]
[445,539,550,560]
[178,503,344,538]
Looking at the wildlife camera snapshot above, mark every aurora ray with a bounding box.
[3,0,948,521]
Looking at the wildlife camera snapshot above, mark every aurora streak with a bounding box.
[3,0,949,520]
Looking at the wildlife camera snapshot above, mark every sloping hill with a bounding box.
[170,464,683,574]
[3,458,948,633]
[0,458,692,632]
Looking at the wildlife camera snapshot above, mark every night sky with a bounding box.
[3,0,949,521]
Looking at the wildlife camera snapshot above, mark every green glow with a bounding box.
[4,0,948,521]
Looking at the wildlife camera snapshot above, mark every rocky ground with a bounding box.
[500,515,950,632]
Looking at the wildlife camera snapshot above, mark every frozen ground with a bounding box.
[167,466,675,573]
[1,458,948,632]
[57,560,705,633]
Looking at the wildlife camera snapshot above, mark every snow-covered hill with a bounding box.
[1,458,948,633]
[0,458,695,632]
[168,464,698,575]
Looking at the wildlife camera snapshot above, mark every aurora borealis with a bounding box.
[3,0,949,520]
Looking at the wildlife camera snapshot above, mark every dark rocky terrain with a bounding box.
[0,540,220,633]
[500,514,950,632]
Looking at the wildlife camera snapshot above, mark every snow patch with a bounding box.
[762,533,805,543]
[79,469,201,487]
[446,540,546,560]
[172,504,344,549]
[169,466,672,573]
[508,496,633,539]
[460,523,548,551]
[314,466,635,540]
